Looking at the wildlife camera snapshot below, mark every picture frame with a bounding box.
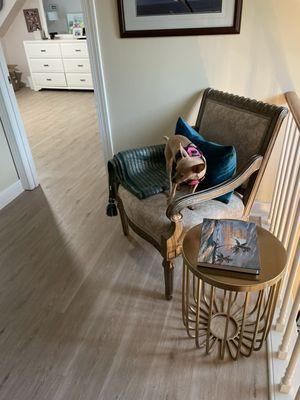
[117,0,243,38]
[23,8,42,33]
[67,13,85,34]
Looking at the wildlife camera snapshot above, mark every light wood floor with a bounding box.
[0,88,268,400]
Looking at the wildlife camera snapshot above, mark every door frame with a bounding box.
[0,0,113,191]
[0,43,38,190]
[81,0,114,163]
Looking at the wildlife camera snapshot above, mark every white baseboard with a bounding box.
[26,76,33,90]
[0,180,24,210]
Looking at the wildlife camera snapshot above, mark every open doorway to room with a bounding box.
[0,0,111,215]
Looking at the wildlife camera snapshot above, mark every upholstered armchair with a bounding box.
[112,89,288,300]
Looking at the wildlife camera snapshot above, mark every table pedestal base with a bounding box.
[182,263,281,360]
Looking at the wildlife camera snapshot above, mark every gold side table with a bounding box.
[182,224,287,360]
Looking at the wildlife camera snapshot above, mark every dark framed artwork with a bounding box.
[23,8,42,33]
[117,0,243,38]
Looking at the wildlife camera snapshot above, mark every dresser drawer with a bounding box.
[32,73,67,87]
[66,73,93,88]
[25,43,61,58]
[63,58,91,73]
[61,42,89,58]
[30,59,64,73]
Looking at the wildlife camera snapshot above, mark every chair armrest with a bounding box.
[166,155,263,219]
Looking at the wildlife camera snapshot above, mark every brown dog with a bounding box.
[164,135,206,204]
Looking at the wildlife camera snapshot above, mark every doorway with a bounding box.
[0,0,113,207]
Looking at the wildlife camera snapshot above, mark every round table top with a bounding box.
[182,224,287,292]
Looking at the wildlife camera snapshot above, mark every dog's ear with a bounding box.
[180,143,189,158]
[192,164,205,174]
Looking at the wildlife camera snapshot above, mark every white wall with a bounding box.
[1,0,44,82]
[42,0,82,34]
[95,0,300,202]
[0,118,18,192]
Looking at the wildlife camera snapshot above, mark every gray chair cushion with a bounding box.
[118,186,245,243]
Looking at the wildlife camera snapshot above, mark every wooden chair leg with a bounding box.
[118,203,129,236]
[163,259,174,300]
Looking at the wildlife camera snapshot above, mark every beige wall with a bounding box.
[96,0,300,202]
[1,0,43,82]
[0,118,18,192]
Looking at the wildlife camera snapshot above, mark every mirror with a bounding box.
[42,0,84,36]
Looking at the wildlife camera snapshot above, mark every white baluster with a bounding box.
[282,168,300,249]
[277,134,300,242]
[279,334,300,394]
[276,241,300,331]
[270,121,297,233]
[277,201,300,306]
[278,285,300,359]
[269,113,292,224]
[274,128,299,239]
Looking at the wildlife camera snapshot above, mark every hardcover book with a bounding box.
[198,219,260,275]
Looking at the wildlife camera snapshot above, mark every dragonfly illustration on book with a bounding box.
[232,238,251,255]
[215,253,233,264]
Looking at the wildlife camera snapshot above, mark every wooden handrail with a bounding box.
[285,91,300,132]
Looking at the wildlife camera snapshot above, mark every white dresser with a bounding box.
[23,40,93,91]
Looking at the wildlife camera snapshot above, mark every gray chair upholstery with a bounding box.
[116,88,288,300]
[119,186,245,243]
[195,90,281,172]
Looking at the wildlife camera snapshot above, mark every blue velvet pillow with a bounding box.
[175,117,236,204]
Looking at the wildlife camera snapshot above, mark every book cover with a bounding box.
[198,219,260,275]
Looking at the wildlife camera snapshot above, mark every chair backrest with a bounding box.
[194,89,288,212]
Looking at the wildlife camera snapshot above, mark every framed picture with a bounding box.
[67,13,85,34]
[117,0,243,38]
[23,8,42,33]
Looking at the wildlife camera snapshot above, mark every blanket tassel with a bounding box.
[106,198,118,217]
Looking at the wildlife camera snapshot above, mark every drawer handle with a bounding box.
[78,64,84,67]
[43,64,50,67]
[80,79,86,82]
[40,49,46,52]
[46,78,52,81]
[75,49,81,52]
